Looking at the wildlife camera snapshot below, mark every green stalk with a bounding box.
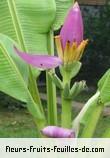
[28,67,44,114]
[80,101,104,138]
[61,95,72,128]
[34,120,46,137]
[46,30,57,125]
[61,70,72,128]
[28,67,46,136]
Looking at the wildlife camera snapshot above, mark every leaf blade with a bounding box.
[0,37,44,120]
[98,69,110,104]
[54,0,74,30]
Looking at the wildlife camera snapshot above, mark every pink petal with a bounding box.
[60,2,83,49]
[41,126,75,138]
[14,47,62,69]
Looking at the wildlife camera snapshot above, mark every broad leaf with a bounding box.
[73,91,100,136]
[0,0,56,53]
[0,34,28,82]
[98,69,110,104]
[54,0,74,30]
[0,35,44,120]
[98,69,110,90]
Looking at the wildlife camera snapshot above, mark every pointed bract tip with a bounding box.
[73,1,79,8]
[60,1,83,49]
[14,46,62,69]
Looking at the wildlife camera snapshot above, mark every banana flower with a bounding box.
[41,126,75,138]
[55,2,88,64]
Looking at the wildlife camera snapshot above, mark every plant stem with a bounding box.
[61,95,72,128]
[80,102,104,138]
[28,67,46,135]
[61,70,72,128]
[28,67,44,114]
[46,30,57,125]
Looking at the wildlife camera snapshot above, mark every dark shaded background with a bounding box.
[78,3,110,86]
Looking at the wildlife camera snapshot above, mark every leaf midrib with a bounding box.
[7,0,26,50]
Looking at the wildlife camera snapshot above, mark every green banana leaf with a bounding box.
[98,69,110,104]
[0,34,44,120]
[0,34,28,82]
[73,91,100,136]
[73,69,110,135]
[54,0,74,30]
[0,0,56,53]
[73,69,110,136]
